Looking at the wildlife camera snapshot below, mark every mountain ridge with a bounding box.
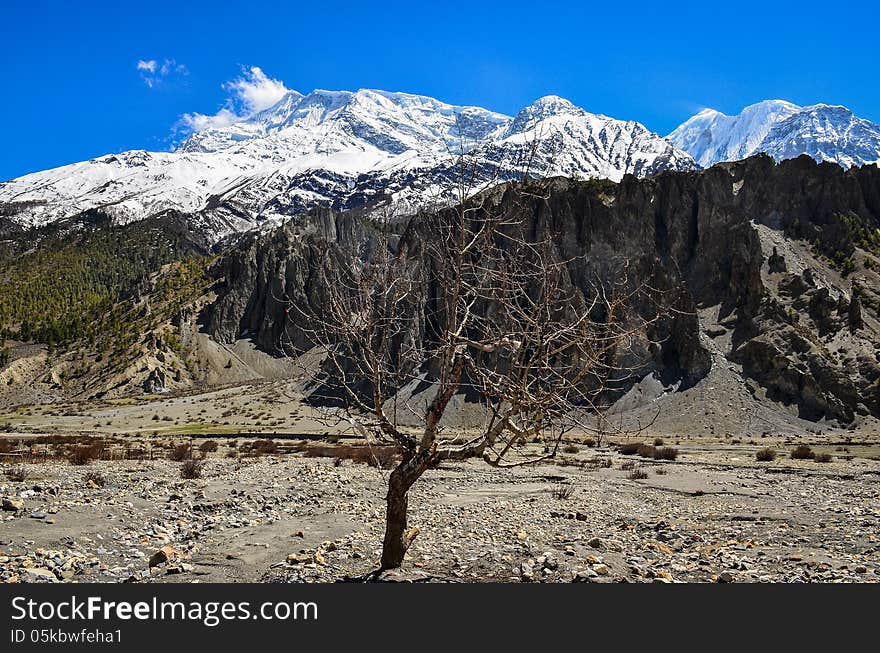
[669,100,880,168]
[0,89,695,242]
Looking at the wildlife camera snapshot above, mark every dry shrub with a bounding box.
[637,444,656,458]
[68,443,104,465]
[584,437,596,448]
[251,439,278,455]
[85,470,105,487]
[653,447,679,461]
[4,465,28,482]
[550,483,574,500]
[813,452,833,463]
[628,468,648,480]
[563,443,579,454]
[755,448,776,462]
[618,443,642,455]
[620,460,636,471]
[180,459,202,479]
[0,438,14,454]
[168,444,193,462]
[199,440,218,454]
[653,438,665,446]
[303,444,399,469]
[790,445,815,460]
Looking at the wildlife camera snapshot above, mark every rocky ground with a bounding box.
[2,436,879,584]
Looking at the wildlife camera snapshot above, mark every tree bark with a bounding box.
[380,458,426,570]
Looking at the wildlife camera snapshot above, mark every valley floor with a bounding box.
[2,434,879,583]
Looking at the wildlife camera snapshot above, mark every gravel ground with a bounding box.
[2,442,879,583]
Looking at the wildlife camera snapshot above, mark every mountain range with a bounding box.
[1,91,879,244]
[667,100,880,169]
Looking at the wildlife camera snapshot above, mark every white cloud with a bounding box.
[224,66,289,114]
[138,58,188,88]
[179,107,239,132]
[179,66,291,134]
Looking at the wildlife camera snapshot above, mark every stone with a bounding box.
[2,498,24,512]
[592,564,610,576]
[588,537,603,549]
[149,545,182,568]
[23,568,57,583]
[573,569,597,582]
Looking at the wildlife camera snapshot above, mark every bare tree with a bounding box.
[287,173,672,570]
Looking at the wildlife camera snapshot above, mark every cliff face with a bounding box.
[202,155,880,423]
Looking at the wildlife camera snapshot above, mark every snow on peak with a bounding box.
[0,89,697,241]
[669,100,880,168]
[668,100,800,167]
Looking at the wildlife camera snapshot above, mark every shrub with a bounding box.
[168,444,193,461]
[251,439,278,455]
[583,437,596,448]
[199,440,218,454]
[301,443,399,469]
[180,459,202,479]
[755,448,776,462]
[628,468,648,480]
[814,452,833,463]
[620,460,636,471]
[653,438,665,447]
[0,438,14,454]
[618,443,642,455]
[637,444,656,458]
[563,443,579,454]
[653,447,679,461]
[550,483,574,500]
[790,445,815,460]
[4,465,28,482]
[85,470,105,487]
[68,443,103,465]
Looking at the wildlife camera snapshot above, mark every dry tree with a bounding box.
[282,162,674,570]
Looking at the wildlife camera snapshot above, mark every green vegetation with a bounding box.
[0,213,206,346]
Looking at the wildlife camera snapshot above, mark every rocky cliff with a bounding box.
[202,154,880,424]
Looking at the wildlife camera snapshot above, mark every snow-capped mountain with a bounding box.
[669,100,880,168]
[0,89,694,242]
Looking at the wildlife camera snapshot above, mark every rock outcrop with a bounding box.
[202,154,880,422]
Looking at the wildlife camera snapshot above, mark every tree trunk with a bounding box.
[380,460,424,570]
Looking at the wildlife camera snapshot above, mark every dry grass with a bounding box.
[550,483,574,500]
[618,443,642,455]
[168,444,193,462]
[67,443,104,466]
[653,447,679,461]
[180,459,203,479]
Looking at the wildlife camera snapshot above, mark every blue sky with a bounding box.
[2,0,878,180]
